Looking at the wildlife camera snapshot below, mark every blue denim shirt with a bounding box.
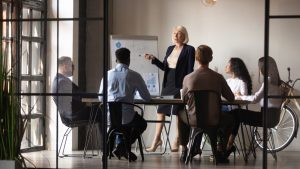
[99,63,151,124]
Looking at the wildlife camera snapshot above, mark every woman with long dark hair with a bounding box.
[219,57,253,156]
[225,57,252,96]
[226,56,283,158]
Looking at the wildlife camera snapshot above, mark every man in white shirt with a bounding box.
[99,48,151,161]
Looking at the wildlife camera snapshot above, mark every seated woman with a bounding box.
[220,57,252,152]
[225,57,252,100]
[226,56,283,158]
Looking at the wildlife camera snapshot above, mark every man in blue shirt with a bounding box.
[99,48,151,161]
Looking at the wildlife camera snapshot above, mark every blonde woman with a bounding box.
[144,26,195,152]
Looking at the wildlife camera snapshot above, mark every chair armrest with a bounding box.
[119,102,144,117]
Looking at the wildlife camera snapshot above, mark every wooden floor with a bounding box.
[22,150,300,169]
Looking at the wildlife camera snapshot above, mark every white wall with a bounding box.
[112,0,300,151]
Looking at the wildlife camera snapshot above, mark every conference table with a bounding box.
[82,97,184,154]
[82,97,184,105]
[82,97,251,161]
[82,97,250,105]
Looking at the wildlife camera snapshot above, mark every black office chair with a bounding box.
[245,108,282,161]
[54,101,100,158]
[106,102,145,162]
[182,90,222,164]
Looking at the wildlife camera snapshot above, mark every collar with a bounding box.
[57,73,68,78]
[115,63,129,70]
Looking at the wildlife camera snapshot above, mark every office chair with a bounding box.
[245,108,282,161]
[54,101,100,158]
[182,90,222,164]
[106,102,145,162]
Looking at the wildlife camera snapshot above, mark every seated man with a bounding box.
[99,48,151,161]
[180,45,235,163]
[52,56,103,150]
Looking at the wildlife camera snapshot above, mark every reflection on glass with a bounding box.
[19,0,46,151]
[31,118,43,146]
[31,81,42,115]
[21,127,29,149]
[22,8,30,36]
[20,81,44,148]
[2,3,8,36]
[3,41,12,63]
[2,2,13,31]
[32,42,43,75]
[22,21,30,36]
[22,8,30,19]
[21,81,29,115]
[21,41,29,74]
[32,21,41,37]
[32,9,42,37]
[32,10,41,19]
[21,118,43,148]
[2,41,12,70]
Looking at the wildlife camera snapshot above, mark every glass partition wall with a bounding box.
[20,0,47,151]
[1,0,46,152]
[1,0,104,160]
[5,1,300,169]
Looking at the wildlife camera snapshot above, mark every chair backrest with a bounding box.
[184,90,221,128]
[52,97,89,128]
[107,101,144,128]
[265,107,281,128]
[108,102,123,129]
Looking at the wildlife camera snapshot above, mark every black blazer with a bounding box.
[152,44,195,88]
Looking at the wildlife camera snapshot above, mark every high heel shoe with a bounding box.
[191,148,202,158]
[184,141,202,163]
[180,149,188,162]
[145,140,163,152]
[225,145,236,159]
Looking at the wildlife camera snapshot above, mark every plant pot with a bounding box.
[0,160,22,169]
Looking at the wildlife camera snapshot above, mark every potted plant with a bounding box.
[0,34,27,169]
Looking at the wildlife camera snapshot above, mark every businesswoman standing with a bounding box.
[144,25,195,152]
